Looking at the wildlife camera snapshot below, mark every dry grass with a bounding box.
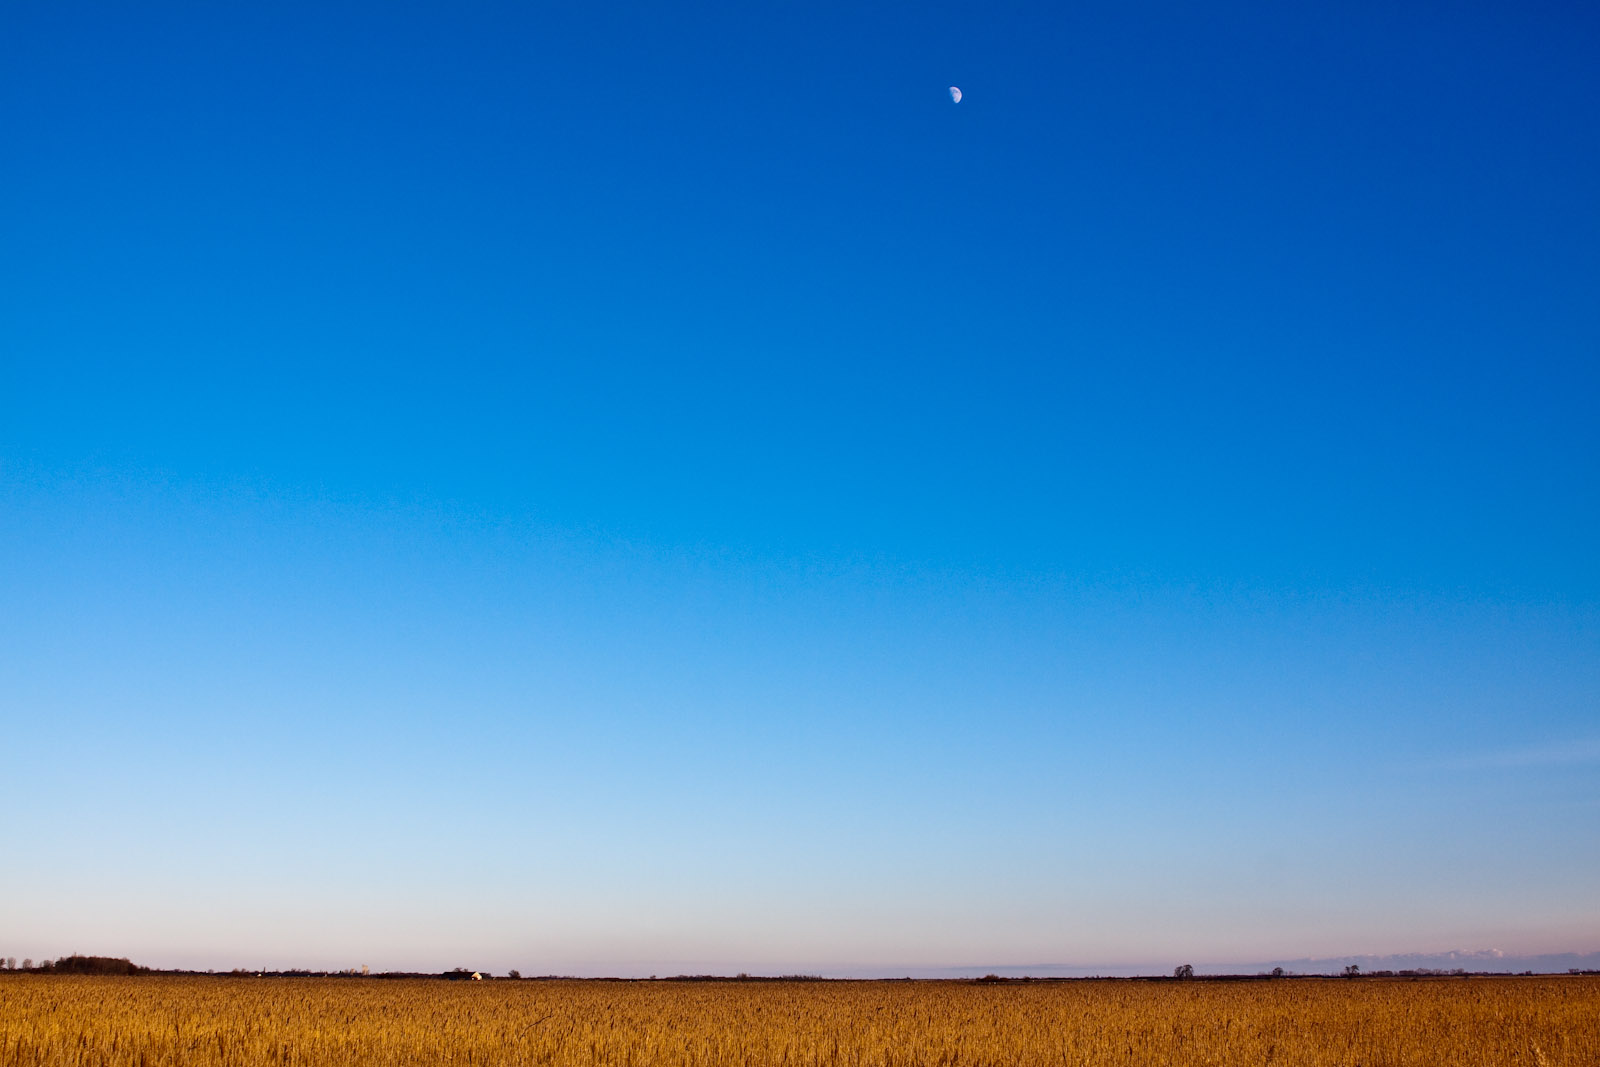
[2,974,1596,1066]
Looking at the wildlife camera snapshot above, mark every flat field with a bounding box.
[2,974,1596,1066]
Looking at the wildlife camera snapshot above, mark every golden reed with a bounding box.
[2,974,1596,1066]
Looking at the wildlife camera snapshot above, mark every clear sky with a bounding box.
[3,1,1597,976]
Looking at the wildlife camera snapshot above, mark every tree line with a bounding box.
[2,956,150,975]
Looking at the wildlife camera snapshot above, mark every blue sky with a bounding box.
[3,1,1597,975]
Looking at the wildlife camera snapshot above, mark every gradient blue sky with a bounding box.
[3,1,1597,976]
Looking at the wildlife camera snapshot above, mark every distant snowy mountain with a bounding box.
[878,949,1600,980]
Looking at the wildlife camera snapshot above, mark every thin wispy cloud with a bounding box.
[1434,736,1600,771]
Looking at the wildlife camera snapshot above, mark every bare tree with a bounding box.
[1173,964,1194,979]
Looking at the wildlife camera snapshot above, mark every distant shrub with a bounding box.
[43,956,149,976]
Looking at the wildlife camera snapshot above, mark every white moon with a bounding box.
[949,86,962,103]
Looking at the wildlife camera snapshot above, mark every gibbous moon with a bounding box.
[949,86,962,103]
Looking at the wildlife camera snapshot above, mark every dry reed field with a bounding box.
[2,974,1596,1067]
